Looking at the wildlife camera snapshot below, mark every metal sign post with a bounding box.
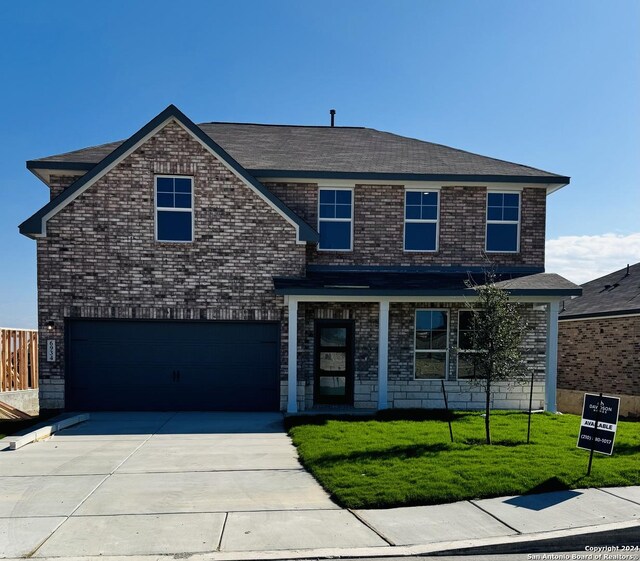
[577,392,621,475]
[587,393,602,476]
[440,379,454,443]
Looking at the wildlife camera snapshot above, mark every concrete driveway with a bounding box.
[0,412,386,558]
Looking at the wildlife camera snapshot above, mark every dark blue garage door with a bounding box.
[66,320,280,411]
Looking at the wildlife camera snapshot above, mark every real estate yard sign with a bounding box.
[577,393,620,457]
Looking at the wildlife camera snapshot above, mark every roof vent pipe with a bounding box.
[330,109,336,127]
[626,264,630,276]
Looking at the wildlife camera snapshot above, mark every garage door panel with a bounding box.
[66,320,280,411]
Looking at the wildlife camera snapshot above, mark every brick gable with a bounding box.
[37,121,305,408]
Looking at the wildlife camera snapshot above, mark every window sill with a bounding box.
[485,250,520,254]
[404,249,439,253]
[317,249,353,253]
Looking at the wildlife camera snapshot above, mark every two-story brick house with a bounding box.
[20,105,580,413]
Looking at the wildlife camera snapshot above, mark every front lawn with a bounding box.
[287,411,640,509]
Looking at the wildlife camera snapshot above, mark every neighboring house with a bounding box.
[558,263,640,417]
[19,105,580,413]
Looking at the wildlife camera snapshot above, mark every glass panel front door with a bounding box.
[315,321,354,405]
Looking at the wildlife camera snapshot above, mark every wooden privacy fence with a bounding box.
[0,328,39,392]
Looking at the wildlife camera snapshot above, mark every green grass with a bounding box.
[287,410,640,509]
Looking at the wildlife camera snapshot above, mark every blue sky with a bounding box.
[1,0,639,327]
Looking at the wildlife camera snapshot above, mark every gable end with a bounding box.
[19,105,318,244]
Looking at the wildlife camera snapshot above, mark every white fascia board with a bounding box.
[546,183,570,195]
[293,295,566,303]
[258,177,558,191]
[559,312,640,322]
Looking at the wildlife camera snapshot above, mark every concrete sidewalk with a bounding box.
[0,412,638,560]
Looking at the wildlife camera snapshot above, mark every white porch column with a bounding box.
[287,297,298,413]
[545,300,560,413]
[378,300,389,410]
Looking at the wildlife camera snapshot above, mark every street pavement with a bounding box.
[0,412,638,560]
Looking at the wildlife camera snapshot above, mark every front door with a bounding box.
[314,320,354,405]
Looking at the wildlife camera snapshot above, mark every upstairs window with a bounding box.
[318,188,353,251]
[404,191,439,251]
[156,176,193,242]
[486,192,519,252]
[414,310,448,379]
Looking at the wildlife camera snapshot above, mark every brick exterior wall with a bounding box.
[558,315,640,397]
[267,183,546,269]
[35,123,551,412]
[285,302,546,411]
[48,174,83,199]
[37,121,305,408]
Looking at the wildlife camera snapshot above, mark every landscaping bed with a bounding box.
[287,410,640,509]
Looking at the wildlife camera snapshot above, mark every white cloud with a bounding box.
[546,233,640,285]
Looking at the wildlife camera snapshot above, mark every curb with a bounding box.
[9,519,639,561]
[7,413,90,450]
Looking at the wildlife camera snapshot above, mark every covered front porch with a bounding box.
[277,270,582,414]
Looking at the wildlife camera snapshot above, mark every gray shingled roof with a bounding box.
[494,273,582,293]
[30,123,567,179]
[559,263,640,319]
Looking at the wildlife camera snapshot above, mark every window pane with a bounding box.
[174,194,192,209]
[335,204,352,219]
[405,222,436,251]
[457,354,477,379]
[487,193,503,206]
[405,205,421,219]
[157,193,174,208]
[487,207,503,221]
[431,311,447,330]
[415,330,431,350]
[458,311,474,350]
[431,330,448,349]
[318,376,346,397]
[459,330,473,349]
[459,311,473,331]
[406,191,421,205]
[320,327,347,347]
[503,193,519,207]
[487,223,518,251]
[421,205,438,220]
[319,221,351,250]
[156,177,174,192]
[157,210,192,242]
[415,353,446,379]
[319,204,335,218]
[416,311,448,350]
[503,207,519,221]
[415,311,432,331]
[335,190,352,204]
[320,352,346,372]
[421,192,438,205]
[174,178,192,193]
[319,190,335,204]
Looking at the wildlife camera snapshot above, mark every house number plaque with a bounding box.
[46,340,56,362]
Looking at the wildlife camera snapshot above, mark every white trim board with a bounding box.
[559,312,640,322]
[258,177,565,193]
[285,295,566,304]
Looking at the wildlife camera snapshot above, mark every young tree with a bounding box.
[464,273,528,444]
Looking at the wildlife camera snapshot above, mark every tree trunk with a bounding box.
[485,376,492,445]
